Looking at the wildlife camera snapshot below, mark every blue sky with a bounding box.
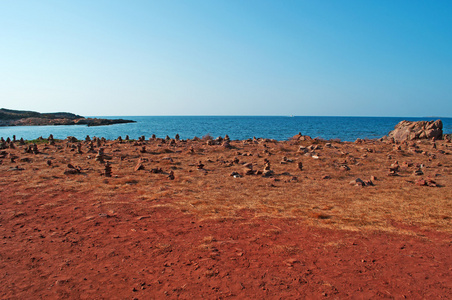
[1,0,451,117]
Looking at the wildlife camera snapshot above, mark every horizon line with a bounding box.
[86,115,450,119]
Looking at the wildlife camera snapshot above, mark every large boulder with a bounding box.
[387,120,443,142]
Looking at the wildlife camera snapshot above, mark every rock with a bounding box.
[134,163,145,171]
[150,167,163,174]
[415,179,427,186]
[168,171,175,180]
[291,133,312,141]
[8,166,24,171]
[290,176,298,182]
[222,140,232,149]
[64,164,81,175]
[386,120,443,142]
[230,171,242,178]
[243,163,253,169]
[64,168,79,175]
[350,178,366,187]
[339,165,350,172]
[262,170,273,177]
[297,162,303,171]
[350,178,373,187]
[243,168,255,175]
[413,167,423,176]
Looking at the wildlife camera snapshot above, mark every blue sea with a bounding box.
[0,116,451,142]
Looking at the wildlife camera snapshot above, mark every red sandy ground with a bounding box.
[0,137,451,299]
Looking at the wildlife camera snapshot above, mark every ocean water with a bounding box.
[0,116,451,142]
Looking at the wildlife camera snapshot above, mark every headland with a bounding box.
[0,108,136,127]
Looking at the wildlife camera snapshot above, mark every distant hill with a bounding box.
[0,108,83,120]
[0,108,135,127]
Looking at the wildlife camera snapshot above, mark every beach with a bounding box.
[1,134,451,298]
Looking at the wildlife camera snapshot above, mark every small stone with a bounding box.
[350,178,365,186]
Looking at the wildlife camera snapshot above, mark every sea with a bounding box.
[0,116,451,142]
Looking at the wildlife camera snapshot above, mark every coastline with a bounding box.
[1,116,451,142]
[0,108,136,127]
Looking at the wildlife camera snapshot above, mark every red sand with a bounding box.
[1,137,451,299]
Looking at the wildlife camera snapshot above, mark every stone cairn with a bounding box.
[96,138,102,147]
[24,144,31,154]
[48,134,55,145]
[297,162,303,171]
[76,143,83,154]
[95,148,105,163]
[32,143,39,154]
[168,170,175,180]
[87,141,96,153]
[243,163,254,175]
[175,134,180,141]
[263,159,273,177]
[9,153,17,163]
[388,161,400,176]
[0,138,6,150]
[222,140,231,149]
[104,162,112,177]
[64,163,82,175]
[413,165,424,176]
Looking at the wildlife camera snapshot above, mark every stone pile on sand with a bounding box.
[104,162,112,177]
[64,163,81,175]
[76,143,83,154]
[388,161,400,176]
[263,159,273,177]
[95,148,105,163]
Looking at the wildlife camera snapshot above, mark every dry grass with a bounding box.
[1,138,451,235]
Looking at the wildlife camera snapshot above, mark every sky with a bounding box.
[1,0,451,117]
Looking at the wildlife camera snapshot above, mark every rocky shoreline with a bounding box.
[0,108,136,127]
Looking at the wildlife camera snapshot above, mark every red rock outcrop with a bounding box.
[386,120,443,142]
